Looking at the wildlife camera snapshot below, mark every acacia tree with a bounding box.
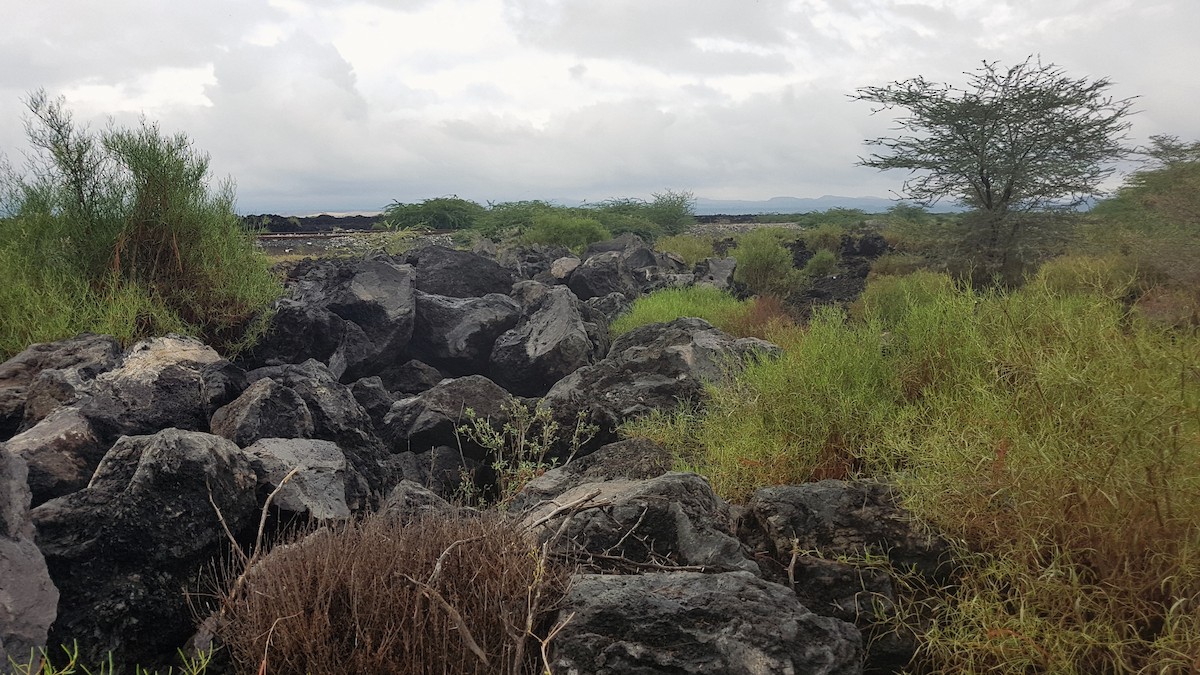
[855,57,1136,269]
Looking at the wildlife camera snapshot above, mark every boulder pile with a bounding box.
[0,235,939,673]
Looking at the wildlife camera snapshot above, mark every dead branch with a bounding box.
[398,573,491,667]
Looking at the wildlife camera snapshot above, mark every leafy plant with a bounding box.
[799,222,847,253]
[457,401,597,506]
[0,91,280,359]
[731,229,802,296]
[520,212,610,253]
[654,234,715,266]
[800,249,837,278]
[381,196,486,231]
[609,286,749,337]
[631,268,1200,671]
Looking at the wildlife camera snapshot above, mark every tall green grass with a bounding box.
[655,234,715,266]
[0,91,280,359]
[730,229,803,296]
[625,270,1200,671]
[609,286,748,337]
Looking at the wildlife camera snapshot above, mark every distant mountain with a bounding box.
[692,195,962,216]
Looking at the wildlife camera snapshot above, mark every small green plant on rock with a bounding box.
[458,401,597,506]
[8,643,212,675]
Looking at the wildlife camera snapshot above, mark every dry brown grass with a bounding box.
[214,512,570,675]
[721,294,795,339]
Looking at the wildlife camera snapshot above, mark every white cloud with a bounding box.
[0,0,1196,213]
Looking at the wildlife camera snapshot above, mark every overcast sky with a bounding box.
[1,0,1196,214]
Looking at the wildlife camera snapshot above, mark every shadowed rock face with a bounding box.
[542,317,781,453]
[382,374,515,460]
[0,333,122,442]
[31,429,257,670]
[489,286,608,397]
[402,245,515,298]
[409,292,520,376]
[245,438,369,520]
[739,480,954,582]
[210,377,315,448]
[549,571,863,675]
[1,447,59,668]
[4,409,105,507]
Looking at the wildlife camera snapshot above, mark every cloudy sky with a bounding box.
[1,0,1195,214]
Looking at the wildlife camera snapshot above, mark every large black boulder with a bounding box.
[31,429,257,669]
[409,291,520,376]
[401,245,515,298]
[209,377,315,447]
[241,257,417,384]
[245,360,391,493]
[549,571,863,675]
[3,409,105,507]
[519,471,758,574]
[488,286,609,397]
[381,375,515,460]
[0,333,122,441]
[77,336,247,445]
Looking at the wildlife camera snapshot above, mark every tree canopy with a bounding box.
[855,57,1136,216]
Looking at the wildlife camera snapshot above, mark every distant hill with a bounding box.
[692,195,962,216]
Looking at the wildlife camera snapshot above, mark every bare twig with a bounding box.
[207,479,249,566]
[572,552,706,573]
[253,466,302,560]
[258,611,302,674]
[608,504,649,555]
[540,612,574,675]
[522,489,605,532]
[398,573,491,667]
[787,537,801,590]
[428,535,489,585]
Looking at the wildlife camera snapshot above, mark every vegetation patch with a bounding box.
[215,512,570,675]
[519,212,610,253]
[0,92,280,359]
[625,269,1200,672]
[609,286,749,337]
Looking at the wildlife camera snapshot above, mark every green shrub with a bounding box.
[654,234,715,266]
[473,200,556,238]
[588,190,695,241]
[644,189,696,236]
[589,207,662,241]
[1032,254,1141,302]
[610,286,748,337]
[629,270,1200,671]
[646,307,899,501]
[800,249,837,277]
[731,229,800,296]
[382,196,486,231]
[800,222,848,252]
[520,212,610,253]
[0,92,280,359]
[866,252,928,278]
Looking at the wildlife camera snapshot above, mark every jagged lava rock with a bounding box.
[489,286,609,397]
[549,571,863,675]
[0,333,121,441]
[31,429,257,669]
[0,447,59,668]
